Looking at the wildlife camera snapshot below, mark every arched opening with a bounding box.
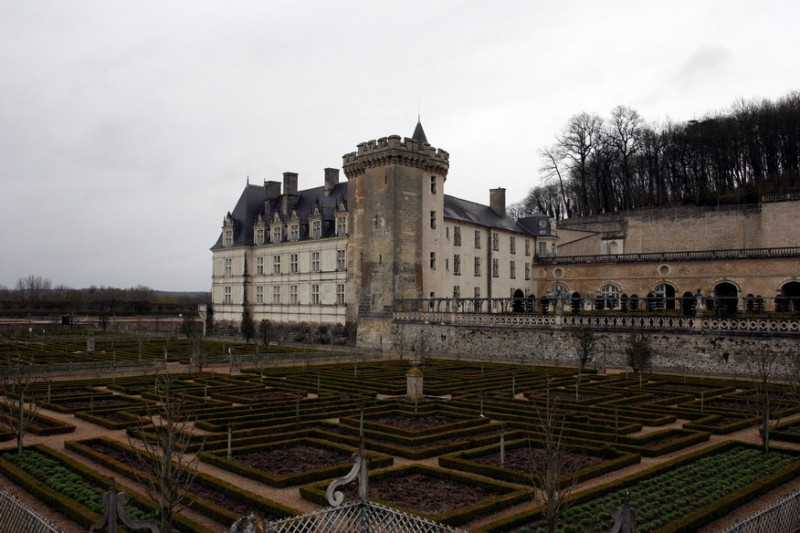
[714,282,739,316]
[681,291,696,316]
[526,294,536,313]
[653,283,677,311]
[779,281,800,313]
[570,291,582,314]
[512,289,525,312]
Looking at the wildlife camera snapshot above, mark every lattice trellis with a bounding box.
[269,501,466,533]
[723,490,800,533]
[0,488,61,533]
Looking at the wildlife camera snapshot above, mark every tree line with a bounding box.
[0,275,209,316]
[511,91,800,219]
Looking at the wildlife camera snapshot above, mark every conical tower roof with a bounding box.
[412,119,428,144]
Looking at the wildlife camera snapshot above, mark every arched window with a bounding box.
[653,283,677,311]
[599,284,621,310]
[780,281,800,313]
[714,282,739,316]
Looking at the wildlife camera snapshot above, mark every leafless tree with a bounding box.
[129,373,203,533]
[0,362,42,454]
[744,346,787,454]
[14,275,52,301]
[529,381,576,533]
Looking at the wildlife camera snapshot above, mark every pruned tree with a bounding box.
[258,319,272,348]
[625,330,652,374]
[573,328,597,371]
[530,380,576,533]
[744,346,786,454]
[240,307,255,344]
[130,374,203,533]
[0,362,42,454]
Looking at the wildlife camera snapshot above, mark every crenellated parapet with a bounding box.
[342,134,449,178]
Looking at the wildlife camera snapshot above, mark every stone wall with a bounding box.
[393,321,799,378]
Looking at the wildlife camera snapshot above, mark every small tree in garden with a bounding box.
[130,374,203,533]
[625,330,652,373]
[573,328,597,371]
[0,362,42,454]
[240,307,255,343]
[744,346,786,454]
[258,319,272,348]
[530,380,576,533]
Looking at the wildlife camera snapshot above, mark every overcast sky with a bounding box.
[2,1,798,292]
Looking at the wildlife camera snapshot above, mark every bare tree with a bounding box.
[625,330,652,374]
[744,346,787,454]
[14,275,52,301]
[0,362,42,454]
[572,327,597,399]
[130,374,203,533]
[529,381,576,533]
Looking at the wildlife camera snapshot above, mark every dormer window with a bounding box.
[272,225,283,243]
[336,215,347,236]
[310,219,322,239]
[289,223,300,242]
[254,227,265,245]
[223,229,233,247]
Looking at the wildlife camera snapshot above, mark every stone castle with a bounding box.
[211,122,800,349]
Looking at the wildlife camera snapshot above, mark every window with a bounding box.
[223,229,233,247]
[311,251,320,273]
[492,232,499,251]
[272,285,281,304]
[336,216,347,236]
[311,284,320,305]
[430,252,436,270]
[453,254,461,276]
[474,230,481,249]
[474,257,481,277]
[256,256,264,275]
[445,258,449,271]
[256,285,264,304]
[454,226,461,246]
[255,228,265,245]
[288,224,299,242]
[290,285,298,305]
[223,286,232,304]
[601,284,621,310]
[525,239,531,256]
[224,258,232,276]
[525,262,531,280]
[290,254,298,273]
[272,255,281,274]
[337,249,346,271]
[272,225,283,243]
[311,219,322,239]
[510,261,516,279]
[430,176,436,194]
[430,211,436,229]
[492,258,499,278]
[510,236,516,254]
[453,285,460,298]
[474,287,480,299]
[428,292,436,311]
[336,283,345,305]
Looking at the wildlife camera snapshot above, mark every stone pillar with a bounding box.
[406,363,424,400]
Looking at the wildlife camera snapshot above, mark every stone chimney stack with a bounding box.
[283,172,298,195]
[264,180,281,200]
[490,188,506,217]
[324,168,340,196]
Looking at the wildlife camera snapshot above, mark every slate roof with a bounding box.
[210,182,348,250]
[444,195,535,235]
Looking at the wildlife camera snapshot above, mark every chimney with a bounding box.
[283,172,298,195]
[324,168,340,196]
[264,180,281,200]
[490,188,506,217]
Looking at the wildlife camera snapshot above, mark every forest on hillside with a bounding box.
[511,91,800,220]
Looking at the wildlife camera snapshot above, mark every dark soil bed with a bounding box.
[234,444,350,475]
[471,447,603,475]
[371,414,460,430]
[344,473,497,515]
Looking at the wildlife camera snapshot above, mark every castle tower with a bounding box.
[343,121,449,348]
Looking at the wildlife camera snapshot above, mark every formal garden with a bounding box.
[1,331,800,532]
